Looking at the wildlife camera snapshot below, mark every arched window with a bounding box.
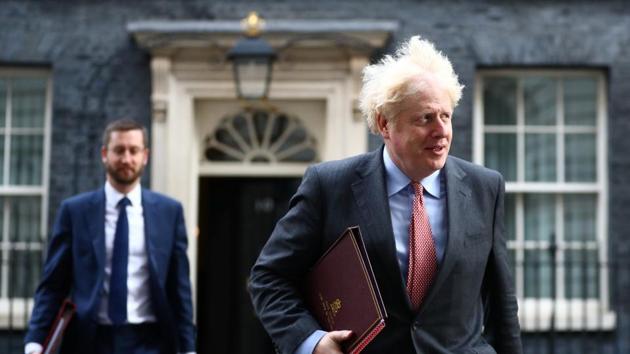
[204,109,318,164]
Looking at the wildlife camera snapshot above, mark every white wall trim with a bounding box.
[148,60,373,321]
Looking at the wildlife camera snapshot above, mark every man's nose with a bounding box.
[431,119,448,138]
[120,150,133,162]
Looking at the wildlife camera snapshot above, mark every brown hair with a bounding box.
[102,118,148,148]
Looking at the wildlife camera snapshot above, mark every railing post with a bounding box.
[548,241,556,354]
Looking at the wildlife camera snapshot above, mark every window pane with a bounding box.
[525,133,556,181]
[564,194,596,242]
[505,193,516,241]
[508,249,516,280]
[10,196,41,242]
[0,135,4,182]
[0,197,3,236]
[564,77,597,126]
[525,249,553,298]
[0,79,6,127]
[565,250,599,299]
[485,133,517,181]
[9,250,41,298]
[232,113,251,147]
[0,80,5,183]
[10,134,43,185]
[484,77,517,125]
[565,133,596,182]
[11,78,46,128]
[524,77,556,125]
[524,194,555,241]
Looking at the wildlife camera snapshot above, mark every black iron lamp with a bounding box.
[227,12,277,100]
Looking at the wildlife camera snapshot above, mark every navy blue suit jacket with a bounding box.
[25,188,196,353]
[249,148,522,354]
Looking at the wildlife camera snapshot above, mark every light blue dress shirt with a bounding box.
[383,148,448,280]
[295,148,448,354]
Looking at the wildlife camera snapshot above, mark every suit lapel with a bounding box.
[418,157,471,315]
[142,189,162,280]
[351,148,409,306]
[89,189,106,272]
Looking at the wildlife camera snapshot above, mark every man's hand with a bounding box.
[24,342,43,354]
[313,330,353,354]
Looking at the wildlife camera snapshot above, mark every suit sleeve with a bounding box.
[484,174,523,354]
[248,166,326,354]
[24,201,74,345]
[166,203,197,352]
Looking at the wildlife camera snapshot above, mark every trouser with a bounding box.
[95,323,168,354]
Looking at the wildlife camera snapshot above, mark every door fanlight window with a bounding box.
[204,109,318,163]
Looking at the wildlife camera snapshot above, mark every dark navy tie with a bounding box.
[109,197,130,325]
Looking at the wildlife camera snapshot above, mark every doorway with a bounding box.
[197,177,301,354]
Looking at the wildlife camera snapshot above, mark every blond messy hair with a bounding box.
[359,36,464,134]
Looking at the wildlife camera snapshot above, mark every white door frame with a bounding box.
[130,19,397,310]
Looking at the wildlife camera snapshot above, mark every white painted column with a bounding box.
[150,57,171,193]
[150,59,199,318]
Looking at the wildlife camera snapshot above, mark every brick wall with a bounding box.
[1,1,628,352]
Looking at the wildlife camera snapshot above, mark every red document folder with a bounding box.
[42,299,76,354]
[303,226,387,354]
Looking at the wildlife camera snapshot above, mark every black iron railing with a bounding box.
[0,246,627,353]
[1,248,42,353]
[519,245,628,354]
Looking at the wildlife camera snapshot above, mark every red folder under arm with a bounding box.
[303,226,387,354]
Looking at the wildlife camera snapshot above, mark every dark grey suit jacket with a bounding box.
[249,148,523,354]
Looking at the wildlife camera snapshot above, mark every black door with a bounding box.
[197,177,301,354]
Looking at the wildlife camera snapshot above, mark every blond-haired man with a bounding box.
[249,36,523,354]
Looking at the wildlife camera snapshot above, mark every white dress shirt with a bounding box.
[98,181,156,324]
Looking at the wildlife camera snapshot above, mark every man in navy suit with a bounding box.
[249,36,522,354]
[25,119,196,354]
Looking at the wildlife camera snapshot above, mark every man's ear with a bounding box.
[376,112,390,139]
[143,148,149,166]
[100,146,108,164]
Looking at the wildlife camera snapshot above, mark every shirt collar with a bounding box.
[383,147,442,198]
[421,168,442,198]
[105,181,142,208]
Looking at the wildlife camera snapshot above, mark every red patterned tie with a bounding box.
[407,182,437,312]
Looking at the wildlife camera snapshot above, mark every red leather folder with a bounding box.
[42,299,76,354]
[304,226,387,354]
